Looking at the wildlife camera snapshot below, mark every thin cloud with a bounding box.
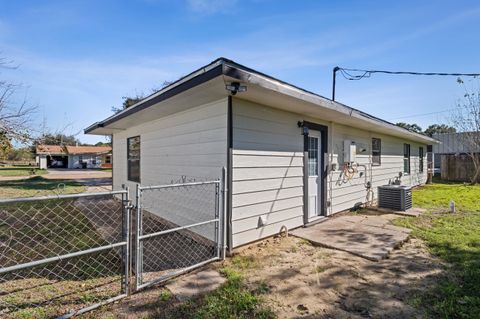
[187,0,238,14]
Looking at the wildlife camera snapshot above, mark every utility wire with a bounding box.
[388,108,456,121]
[389,103,475,120]
[332,66,480,101]
[337,67,480,81]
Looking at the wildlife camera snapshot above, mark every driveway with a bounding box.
[45,169,113,192]
[45,168,112,179]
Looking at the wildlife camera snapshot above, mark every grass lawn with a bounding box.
[144,267,274,319]
[395,180,480,318]
[0,166,47,177]
[0,176,86,198]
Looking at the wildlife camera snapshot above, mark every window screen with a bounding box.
[308,136,319,176]
[372,138,381,166]
[127,136,140,182]
[403,143,411,174]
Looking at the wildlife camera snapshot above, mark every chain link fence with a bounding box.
[0,190,130,319]
[0,177,226,317]
[136,180,224,290]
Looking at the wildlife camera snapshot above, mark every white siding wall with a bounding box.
[112,98,228,237]
[328,123,427,214]
[232,98,427,247]
[231,99,305,247]
[38,156,47,169]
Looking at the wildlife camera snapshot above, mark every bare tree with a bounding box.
[0,57,37,145]
[451,78,480,184]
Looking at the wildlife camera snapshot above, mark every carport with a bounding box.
[47,155,68,168]
[35,145,68,169]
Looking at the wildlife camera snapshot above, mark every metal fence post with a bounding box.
[221,167,227,259]
[123,187,131,296]
[135,184,142,290]
[215,180,220,259]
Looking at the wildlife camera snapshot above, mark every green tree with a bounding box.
[424,124,456,137]
[94,141,111,147]
[396,122,423,133]
[111,94,144,114]
[7,147,34,161]
[111,81,175,114]
[0,131,12,159]
[34,133,80,146]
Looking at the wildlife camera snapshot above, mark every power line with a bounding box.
[337,67,480,81]
[332,66,480,100]
[388,108,456,121]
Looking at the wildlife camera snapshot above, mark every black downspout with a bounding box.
[226,95,233,254]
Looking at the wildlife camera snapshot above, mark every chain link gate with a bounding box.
[0,190,131,319]
[134,180,224,290]
[0,176,225,317]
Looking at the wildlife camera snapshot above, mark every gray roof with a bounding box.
[85,57,439,144]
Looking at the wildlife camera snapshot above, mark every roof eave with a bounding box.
[84,59,225,134]
[85,57,441,145]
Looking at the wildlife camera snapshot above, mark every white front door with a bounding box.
[308,131,322,218]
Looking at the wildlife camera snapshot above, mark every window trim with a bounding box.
[371,137,381,166]
[419,146,424,173]
[403,143,411,174]
[127,136,141,183]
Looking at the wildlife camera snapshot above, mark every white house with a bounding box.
[36,145,112,169]
[85,58,437,250]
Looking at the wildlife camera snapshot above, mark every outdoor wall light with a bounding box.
[225,82,247,95]
[302,126,309,135]
[297,121,309,135]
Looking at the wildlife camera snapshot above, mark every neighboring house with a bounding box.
[35,145,65,169]
[36,145,112,169]
[432,132,480,182]
[85,57,438,250]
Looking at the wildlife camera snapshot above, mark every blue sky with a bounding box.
[1,0,479,144]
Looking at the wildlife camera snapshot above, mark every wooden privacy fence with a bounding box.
[441,154,480,182]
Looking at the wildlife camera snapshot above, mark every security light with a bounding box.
[225,82,247,95]
[302,126,309,135]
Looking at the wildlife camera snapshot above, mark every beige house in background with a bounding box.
[86,58,438,250]
[36,145,112,169]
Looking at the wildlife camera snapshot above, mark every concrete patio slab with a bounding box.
[166,269,226,302]
[291,214,412,261]
[368,207,426,217]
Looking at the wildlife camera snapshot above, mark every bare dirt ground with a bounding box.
[89,232,445,319]
[232,235,444,319]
